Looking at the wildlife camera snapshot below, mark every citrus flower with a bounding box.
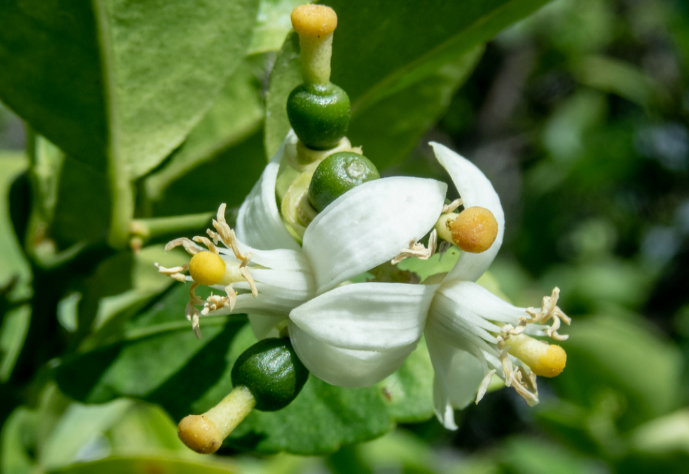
[156,132,447,339]
[286,142,571,429]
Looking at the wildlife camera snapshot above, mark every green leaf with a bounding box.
[347,47,483,170]
[553,312,683,429]
[248,0,304,55]
[145,58,265,212]
[47,456,236,474]
[148,128,267,217]
[0,407,37,474]
[0,151,30,297]
[54,284,435,454]
[265,0,553,158]
[0,0,260,178]
[40,399,133,471]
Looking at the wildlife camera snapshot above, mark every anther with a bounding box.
[449,206,498,253]
[189,251,226,286]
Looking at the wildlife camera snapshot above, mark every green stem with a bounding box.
[131,212,214,243]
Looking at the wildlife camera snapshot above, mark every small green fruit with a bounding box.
[309,152,380,212]
[231,337,309,412]
[286,82,350,150]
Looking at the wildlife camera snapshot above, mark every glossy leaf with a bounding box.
[265,0,552,159]
[0,0,260,178]
[145,58,265,206]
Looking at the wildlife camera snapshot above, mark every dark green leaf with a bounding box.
[148,129,266,217]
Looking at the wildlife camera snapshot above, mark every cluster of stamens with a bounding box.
[476,288,571,405]
[155,204,258,339]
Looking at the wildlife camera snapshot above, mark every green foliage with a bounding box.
[53,284,435,454]
[0,0,687,472]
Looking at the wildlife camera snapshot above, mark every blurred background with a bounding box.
[1,0,688,472]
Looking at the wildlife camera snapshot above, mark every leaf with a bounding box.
[145,58,265,211]
[0,151,30,297]
[248,0,304,55]
[40,399,133,471]
[347,47,484,170]
[265,0,553,158]
[54,284,436,455]
[0,407,37,474]
[0,0,260,178]
[47,456,236,474]
[553,312,683,429]
[148,128,267,217]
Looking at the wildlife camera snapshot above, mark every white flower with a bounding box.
[287,142,571,429]
[157,132,447,340]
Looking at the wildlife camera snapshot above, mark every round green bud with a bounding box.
[231,337,309,412]
[308,152,380,212]
[286,82,350,150]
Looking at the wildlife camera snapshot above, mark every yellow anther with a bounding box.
[189,251,226,286]
[291,4,338,37]
[506,334,567,378]
[449,206,498,253]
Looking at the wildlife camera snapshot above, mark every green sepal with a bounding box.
[286,82,350,150]
[231,337,309,412]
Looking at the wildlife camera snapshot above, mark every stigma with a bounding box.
[506,333,567,378]
[189,251,226,286]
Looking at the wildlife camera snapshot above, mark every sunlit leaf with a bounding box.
[0,0,260,178]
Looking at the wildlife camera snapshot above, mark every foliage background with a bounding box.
[1,0,688,472]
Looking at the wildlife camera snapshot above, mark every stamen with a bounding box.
[193,236,219,255]
[391,229,438,264]
[165,237,202,255]
[239,254,258,297]
[523,288,571,341]
[186,282,204,339]
[155,263,189,283]
[441,198,463,214]
[476,369,497,404]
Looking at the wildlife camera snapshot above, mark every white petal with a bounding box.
[236,131,300,251]
[289,283,437,352]
[248,313,286,340]
[437,280,527,331]
[426,328,486,431]
[210,292,300,318]
[288,320,416,388]
[430,142,505,283]
[219,245,311,273]
[303,177,447,293]
[425,328,458,430]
